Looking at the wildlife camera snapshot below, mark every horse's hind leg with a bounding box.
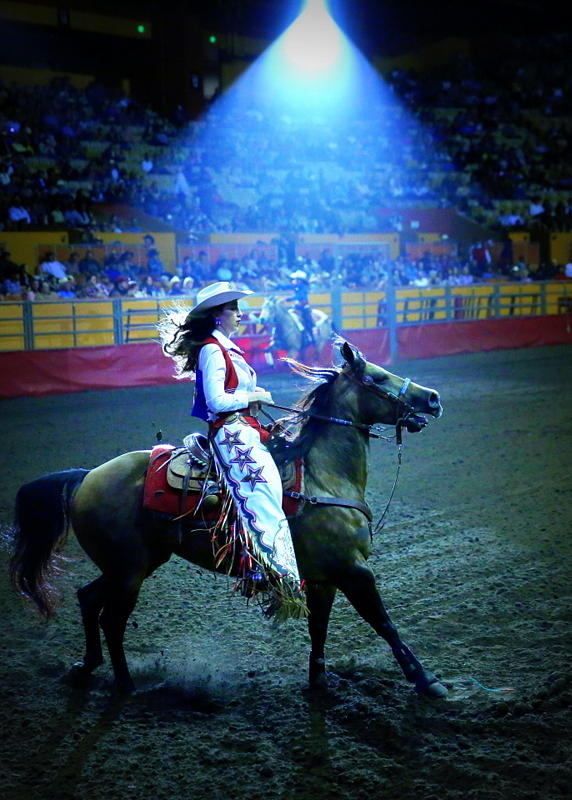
[99,573,144,694]
[71,575,107,679]
[337,563,447,698]
[306,582,336,687]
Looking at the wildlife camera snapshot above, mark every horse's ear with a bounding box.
[340,341,366,374]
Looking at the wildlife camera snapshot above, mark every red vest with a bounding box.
[192,337,268,440]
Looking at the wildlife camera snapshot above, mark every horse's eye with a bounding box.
[362,375,374,384]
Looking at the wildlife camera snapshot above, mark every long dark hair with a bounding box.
[162,303,226,375]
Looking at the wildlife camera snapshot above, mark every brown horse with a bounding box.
[9,341,447,697]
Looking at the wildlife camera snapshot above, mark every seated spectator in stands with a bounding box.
[39,252,68,281]
[78,249,101,277]
[469,240,493,276]
[191,250,211,284]
[141,153,154,174]
[125,280,139,297]
[146,248,165,278]
[1,269,24,298]
[24,277,41,301]
[215,258,233,281]
[83,274,110,298]
[181,276,196,296]
[57,277,77,298]
[391,266,410,286]
[8,196,32,229]
[412,268,429,288]
[118,250,137,278]
[34,279,60,301]
[49,201,66,226]
[498,207,525,227]
[457,265,475,285]
[104,256,123,283]
[168,275,184,295]
[528,197,545,220]
[0,158,14,188]
[0,247,24,283]
[509,257,530,282]
[178,255,193,279]
[64,203,86,228]
[138,274,161,297]
[65,251,81,276]
[108,276,131,297]
[444,266,461,285]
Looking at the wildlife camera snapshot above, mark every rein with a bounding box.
[262,401,392,440]
[262,372,414,533]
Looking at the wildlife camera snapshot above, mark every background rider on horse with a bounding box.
[286,268,316,347]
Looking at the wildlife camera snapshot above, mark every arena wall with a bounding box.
[0,314,570,399]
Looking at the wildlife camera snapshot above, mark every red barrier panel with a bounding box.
[0,317,569,399]
[0,335,272,398]
[342,329,391,364]
[397,315,572,360]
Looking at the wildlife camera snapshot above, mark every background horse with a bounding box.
[8,341,446,698]
[258,295,334,362]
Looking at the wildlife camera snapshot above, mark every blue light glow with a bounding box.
[281,0,343,75]
[220,0,391,118]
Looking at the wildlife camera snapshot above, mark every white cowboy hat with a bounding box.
[189,281,254,315]
[289,270,307,280]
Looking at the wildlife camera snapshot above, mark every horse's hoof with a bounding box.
[415,671,448,698]
[65,662,98,688]
[309,672,329,690]
[113,678,136,695]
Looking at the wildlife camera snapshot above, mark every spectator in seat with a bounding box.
[78,249,101,277]
[39,252,68,281]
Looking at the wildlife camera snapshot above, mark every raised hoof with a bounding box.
[414,671,448,698]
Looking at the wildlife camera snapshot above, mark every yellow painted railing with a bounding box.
[0,283,570,352]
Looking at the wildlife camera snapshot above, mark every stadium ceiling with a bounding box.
[175,0,569,46]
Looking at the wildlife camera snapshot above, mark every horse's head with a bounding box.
[338,341,442,430]
[258,296,276,326]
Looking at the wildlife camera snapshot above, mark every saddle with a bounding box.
[143,433,302,520]
[166,433,217,491]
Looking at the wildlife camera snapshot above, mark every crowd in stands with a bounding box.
[1,32,571,241]
[0,31,571,302]
[2,236,570,303]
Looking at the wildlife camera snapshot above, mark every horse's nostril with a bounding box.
[429,392,440,408]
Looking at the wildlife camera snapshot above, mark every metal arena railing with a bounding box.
[0,282,570,353]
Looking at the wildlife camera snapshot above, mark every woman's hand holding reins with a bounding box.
[248,388,273,412]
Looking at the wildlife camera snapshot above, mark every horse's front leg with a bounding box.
[336,562,447,698]
[306,581,337,687]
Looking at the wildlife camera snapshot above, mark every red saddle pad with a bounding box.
[143,444,302,520]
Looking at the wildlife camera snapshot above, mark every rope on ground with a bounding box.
[469,677,516,692]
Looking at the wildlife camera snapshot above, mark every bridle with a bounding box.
[262,369,420,533]
[264,371,416,439]
[344,370,417,444]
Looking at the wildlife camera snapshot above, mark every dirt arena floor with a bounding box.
[1,343,571,800]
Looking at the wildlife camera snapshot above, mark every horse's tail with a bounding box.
[8,469,89,619]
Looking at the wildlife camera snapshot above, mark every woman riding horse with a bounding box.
[162,281,306,619]
[9,339,447,698]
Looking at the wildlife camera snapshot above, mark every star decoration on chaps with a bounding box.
[241,464,267,491]
[229,446,257,471]
[219,427,244,451]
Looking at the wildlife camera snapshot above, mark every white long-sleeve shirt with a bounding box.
[198,329,257,421]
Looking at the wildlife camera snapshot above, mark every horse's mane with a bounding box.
[267,358,341,466]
